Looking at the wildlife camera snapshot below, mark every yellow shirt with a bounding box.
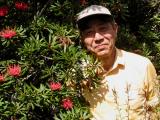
[82,49,159,120]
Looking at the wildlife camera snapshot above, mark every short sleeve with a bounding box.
[143,60,159,108]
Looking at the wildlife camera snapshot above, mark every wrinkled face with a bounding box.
[81,19,118,58]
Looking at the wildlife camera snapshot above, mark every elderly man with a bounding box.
[76,5,159,120]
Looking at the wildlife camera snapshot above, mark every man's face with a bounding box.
[81,18,118,58]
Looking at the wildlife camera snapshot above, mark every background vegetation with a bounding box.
[0,0,159,120]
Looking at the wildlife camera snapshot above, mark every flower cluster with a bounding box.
[50,82,62,91]
[0,64,21,83]
[0,28,16,39]
[62,98,73,110]
[49,81,73,110]
[0,1,29,17]
[7,64,21,77]
[15,1,29,11]
[80,0,87,6]
[0,6,9,16]
[0,74,4,82]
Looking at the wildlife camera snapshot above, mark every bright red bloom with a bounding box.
[62,98,73,110]
[0,28,16,39]
[50,82,62,91]
[0,6,9,16]
[15,1,29,11]
[7,64,21,77]
[0,74,4,82]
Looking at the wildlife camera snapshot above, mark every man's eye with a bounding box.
[84,30,94,36]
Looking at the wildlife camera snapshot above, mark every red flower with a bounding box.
[0,6,9,16]
[15,1,29,11]
[50,82,62,91]
[0,28,16,39]
[62,98,73,110]
[7,64,21,77]
[0,74,4,82]
[80,0,87,6]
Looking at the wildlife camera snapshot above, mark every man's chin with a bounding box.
[95,51,110,58]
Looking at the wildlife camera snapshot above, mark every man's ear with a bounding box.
[79,32,85,48]
[113,22,118,34]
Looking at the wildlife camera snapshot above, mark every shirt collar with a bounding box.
[110,48,125,72]
[115,48,125,65]
[99,48,125,76]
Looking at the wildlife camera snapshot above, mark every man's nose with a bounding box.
[94,32,104,43]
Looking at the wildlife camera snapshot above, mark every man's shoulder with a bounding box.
[120,49,151,67]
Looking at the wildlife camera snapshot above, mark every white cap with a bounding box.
[77,5,112,22]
